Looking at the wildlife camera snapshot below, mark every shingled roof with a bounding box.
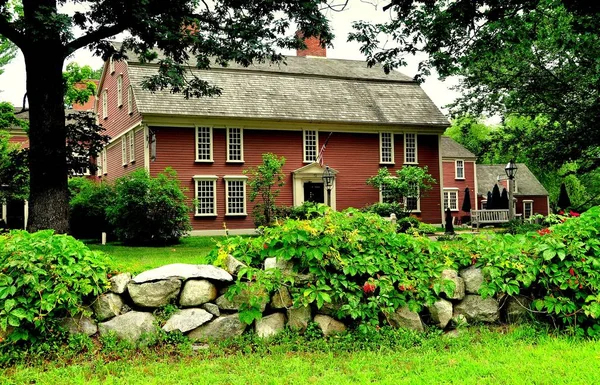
[440,136,476,159]
[476,164,549,197]
[119,44,449,128]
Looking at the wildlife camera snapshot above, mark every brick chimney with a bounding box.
[296,32,326,57]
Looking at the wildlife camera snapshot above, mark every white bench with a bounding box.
[471,209,510,229]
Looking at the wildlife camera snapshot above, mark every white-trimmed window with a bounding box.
[102,150,107,175]
[102,90,108,119]
[455,160,465,179]
[129,131,135,163]
[404,133,417,164]
[96,151,103,176]
[127,86,133,114]
[380,132,394,164]
[193,176,218,216]
[303,130,318,163]
[404,183,420,212]
[117,75,123,107]
[443,189,459,211]
[121,138,127,166]
[227,128,244,162]
[523,200,534,219]
[224,176,247,216]
[195,126,213,162]
[109,56,115,74]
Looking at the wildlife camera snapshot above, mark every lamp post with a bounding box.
[504,159,518,220]
[322,165,334,207]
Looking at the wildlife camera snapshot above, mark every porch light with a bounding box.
[322,165,334,207]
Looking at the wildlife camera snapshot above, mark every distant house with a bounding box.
[440,136,477,219]
[476,164,549,218]
[96,38,452,234]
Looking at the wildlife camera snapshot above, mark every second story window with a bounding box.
[227,128,243,162]
[102,90,108,119]
[127,86,133,114]
[380,132,394,164]
[303,130,318,163]
[195,126,213,162]
[404,133,417,164]
[456,160,465,179]
[109,56,115,74]
[117,75,123,107]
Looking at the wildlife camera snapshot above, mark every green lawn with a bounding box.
[87,236,223,274]
[3,327,600,384]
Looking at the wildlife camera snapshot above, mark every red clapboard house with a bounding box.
[95,39,451,235]
[440,136,478,223]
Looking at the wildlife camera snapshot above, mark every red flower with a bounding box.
[537,228,551,236]
[558,210,564,215]
[569,267,575,276]
[363,282,376,295]
[569,210,580,217]
[399,284,406,291]
[263,243,268,249]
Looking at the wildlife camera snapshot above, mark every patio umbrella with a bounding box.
[501,188,509,209]
[462,187,472,213]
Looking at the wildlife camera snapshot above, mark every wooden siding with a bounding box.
[442,160,476,218]
[102,128,145,181]
[97,60,142,139]
[150,128,443,230]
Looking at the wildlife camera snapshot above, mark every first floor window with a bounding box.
[129,131,136,163]
[97,151,103,176]
[102,150,107,175]
[224,177,247,215]
[380,132,394,164]
[121,138,127,166]
[443,189,459,211]
[404,182,419,211]
[194,176,217,216]
[523,200,533,219]
[303,130,318,163]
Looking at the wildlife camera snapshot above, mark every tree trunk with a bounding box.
[24,50,69,233]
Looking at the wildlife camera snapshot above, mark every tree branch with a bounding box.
[64,23,127,56]
[0,19,25,48]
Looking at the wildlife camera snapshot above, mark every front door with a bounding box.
[303,182,324,204]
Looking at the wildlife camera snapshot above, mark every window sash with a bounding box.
[523,201,533,219]
[404,133,417,164]
[117,75,123,107]
[121,138,127,166]
[456,160,464,179]
[227,128,243,162]
[303,130,318,163]
[226,179,246,215]
[404,182,420,211]
[102,150,107,175]
[127,86,133,114]
[102,90,107,119]
[443,190,459,211]
[195,178,217,216]
[196,127,213,161]
[380,132,394,164]
[109,57,115,73]
[129,131,135,163]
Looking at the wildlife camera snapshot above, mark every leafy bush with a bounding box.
[106,168,191,245]
[68,178,115,239]
[361,202,405,217]
[244,153,286,227]
[504,218,544,235]
[396,216,421,233]
[0,230,112,342]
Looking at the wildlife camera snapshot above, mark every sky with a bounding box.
[0,1,459,112]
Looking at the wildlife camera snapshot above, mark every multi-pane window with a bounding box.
[102,150,107,175]
[225,177,247,215]
[443,190,459,211]
[121,138,127,166]
[129,131,135,163]
[523,201,533,219]
[404,133,417,164]
[455,160,465,179]
[96,151,102,176]
[196,126,213,161]
[109,56,115,74]
[303,130,318,163]
[127,86,133,114]
[194,176,217,216]
[227,128,243,162]
[380,132,394,164]
[405,182,419,211]
[102,90,108,119]
[117,75,123,107]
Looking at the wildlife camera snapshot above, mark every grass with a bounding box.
[86,236,223,274]
[3,326,600,384]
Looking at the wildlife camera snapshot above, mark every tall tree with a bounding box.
[350,0,600,174]
[0,1,332,232]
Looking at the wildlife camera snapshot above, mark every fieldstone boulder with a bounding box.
[270,287,293,309]
[295,273,316,285]
[188,314,247,341]
[98,311,158,343]
[132,264,232,283]
[255,313,286,338]
[441,270,465,300]
[109,273,132,294]
[451,314,468,327]
[428,299,453,329]
[314,315,346,336]
[388,306,424,332]
[61,315,98,336]
[264,257,294,273]
[162,308,213,333]
[454,295,499,323]
[287,306,312,332]
[504,295,532,324]
[202,303,220,317]
[215,285,268,312]
[225,254,247,276]
[459,266,484,294]
[127,278,182,308]
[179,280,217,307]
[93,293,124,321]
[317,300,343,318]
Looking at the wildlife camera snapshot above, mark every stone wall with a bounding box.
[62,257,528,343]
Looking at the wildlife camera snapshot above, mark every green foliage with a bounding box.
[504,219,543,235]
[106,168,191,245]
[63,62,102,108]
[361,202,405,217]
[280,201,329,221]
[68,178,115,239]
[244,153,286,227]
[0,230,112,342]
